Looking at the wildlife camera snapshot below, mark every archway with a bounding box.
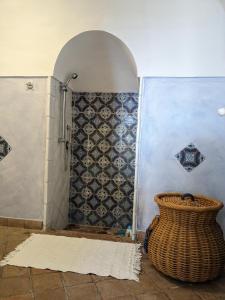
[53,30,138,92]
[48,30,139,233]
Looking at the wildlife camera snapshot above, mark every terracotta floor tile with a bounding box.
[166,287,202,300]
[32,272,63,293]
[96,279,130,298]
[0,294,33,300]
[5,239,26,254]
[30,268,55,275]
[0,244,5,260]
[91,274,112,282]
[124,274,159,295]
[62,271,92,287]
[34,287,66,300]
[0,277,31,297]
[67,283,100,300]
[195,291,225,300]
[149,270,184,290]
[136,292,170,300]
[2,265,30,278]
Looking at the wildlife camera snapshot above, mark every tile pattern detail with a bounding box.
[175,143,205,172]
[69,92,139,228]
[0,136,11,161]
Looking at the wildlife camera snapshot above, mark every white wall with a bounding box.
[1,0,225,77]
[43,77,72,229]
[53,31,138,92]
[0,77,47,220]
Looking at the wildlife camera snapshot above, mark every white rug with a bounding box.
[0,234,141,281]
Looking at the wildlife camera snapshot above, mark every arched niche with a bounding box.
[53,30,138,92]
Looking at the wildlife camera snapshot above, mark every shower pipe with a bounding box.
[58,73,78,143]
[132,77,143,241]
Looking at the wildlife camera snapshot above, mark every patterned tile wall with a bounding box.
[0,136,11,161]
[69,92,138,228]
[175,143,205,172]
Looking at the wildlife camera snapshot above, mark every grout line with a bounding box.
[29,267,35,300]
[61,272,69,300]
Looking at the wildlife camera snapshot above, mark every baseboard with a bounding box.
[0,217,43,230]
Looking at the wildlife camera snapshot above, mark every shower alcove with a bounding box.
[44,30,139,232]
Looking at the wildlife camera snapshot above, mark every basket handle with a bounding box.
[181,193,195,201]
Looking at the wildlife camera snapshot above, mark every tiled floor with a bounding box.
[0,226,225,300]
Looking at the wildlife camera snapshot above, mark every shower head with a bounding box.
[65,73,78,87]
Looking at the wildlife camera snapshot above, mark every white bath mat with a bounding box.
[0,234,141,281]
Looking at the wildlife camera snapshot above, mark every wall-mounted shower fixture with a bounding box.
[26,82,34,90]
[58,73,78,143]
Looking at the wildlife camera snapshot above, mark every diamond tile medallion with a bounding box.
[69,92,138,228]
[0,136,11,161]
[175,143,205,172]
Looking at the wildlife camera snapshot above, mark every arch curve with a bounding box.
[53,30,138,92]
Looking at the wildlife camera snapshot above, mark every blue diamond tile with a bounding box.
[0,136,11,161]
[175,143,205,172]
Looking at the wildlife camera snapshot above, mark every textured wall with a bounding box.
[44,77,72,229]
[137,78,225,233]
[69,92,138,228]
[0,77,47,220]
[1,0,225,77]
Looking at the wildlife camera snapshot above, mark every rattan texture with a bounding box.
[148,193,225,282]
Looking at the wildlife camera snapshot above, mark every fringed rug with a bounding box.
[0,234,141,281]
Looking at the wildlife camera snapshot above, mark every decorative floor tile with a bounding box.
[0,136,11,161]
[175,143,205,172]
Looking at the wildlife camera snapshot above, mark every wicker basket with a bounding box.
[148,193,225,282]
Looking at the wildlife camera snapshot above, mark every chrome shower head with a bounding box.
[65,73,78,87]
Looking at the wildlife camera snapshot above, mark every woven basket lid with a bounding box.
[155,193,224,212]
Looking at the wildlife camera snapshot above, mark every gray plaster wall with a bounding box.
[0,77,47,220]
[137,77,225,233]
